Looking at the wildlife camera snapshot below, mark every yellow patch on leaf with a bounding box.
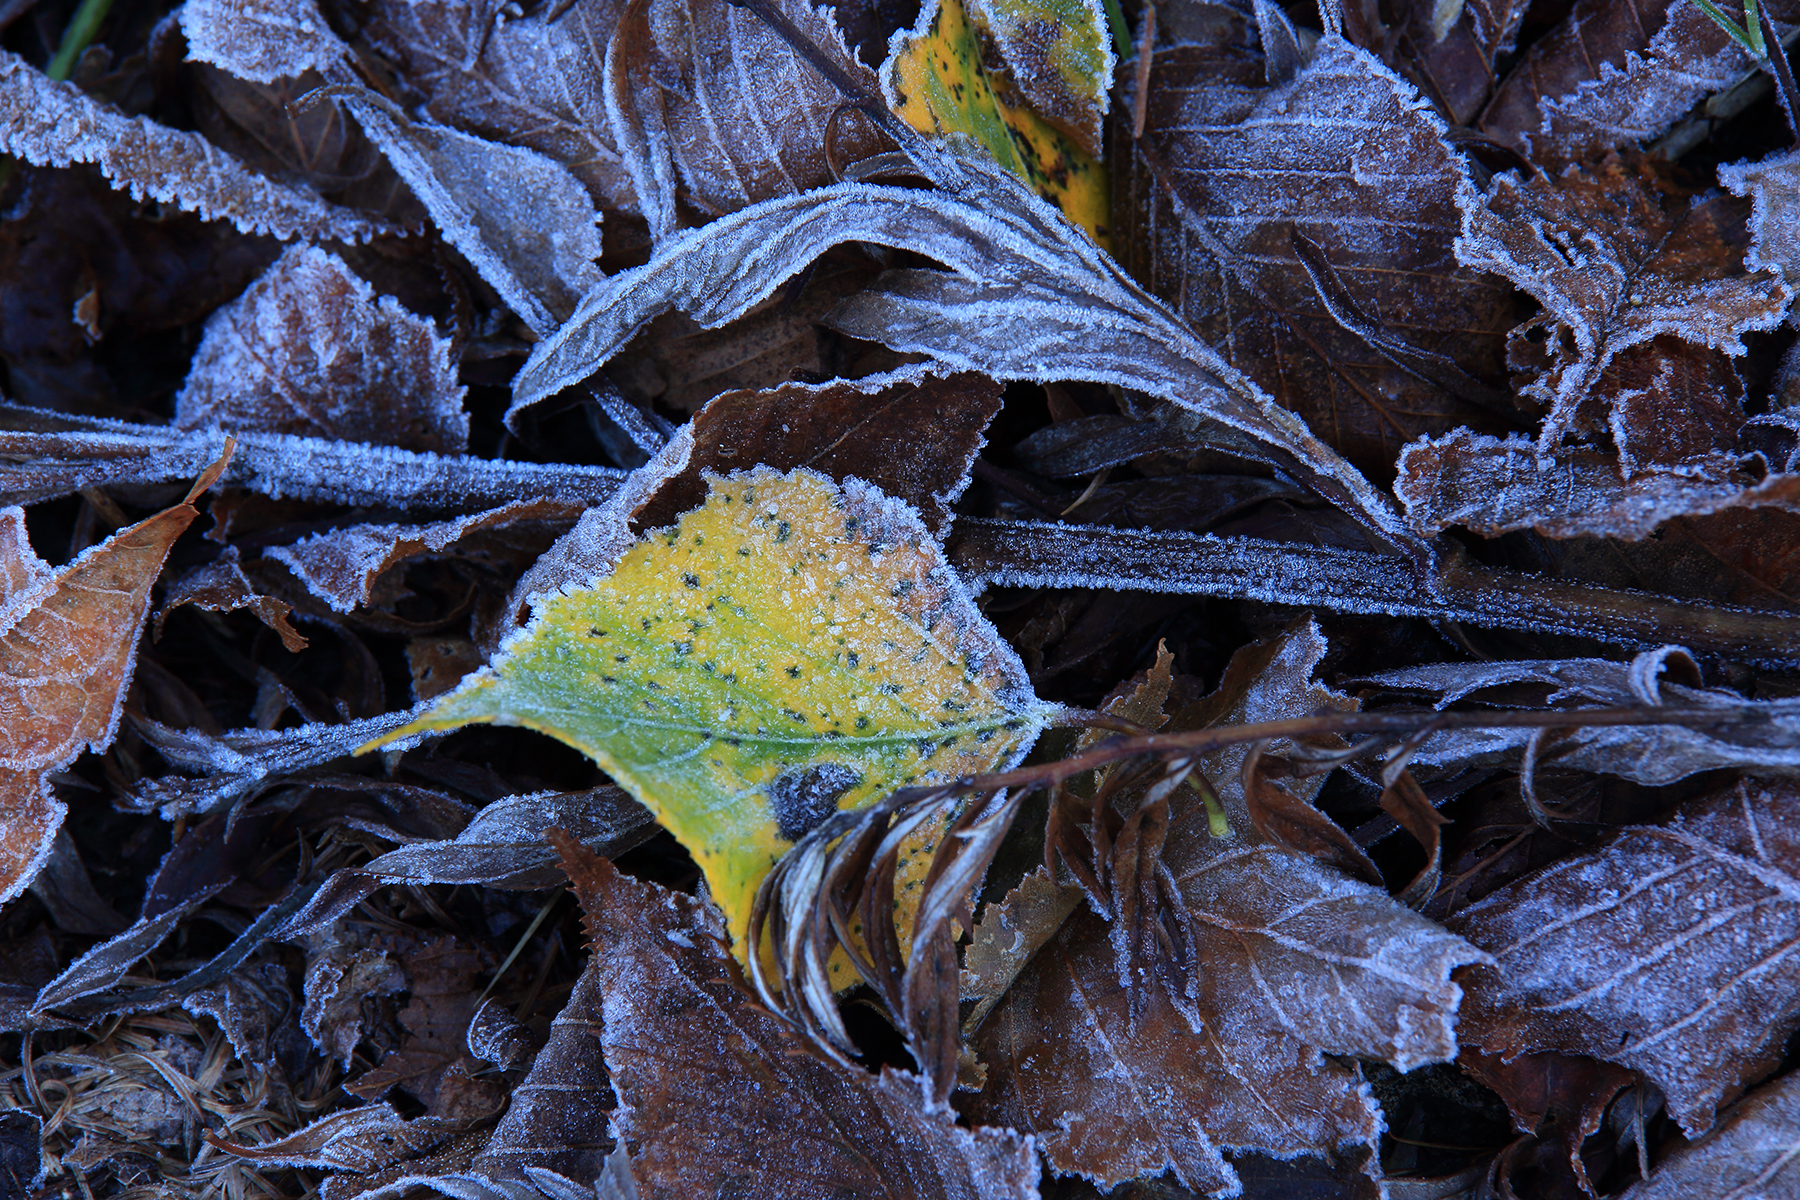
[883,0,1113,244]
[370,469,1052,971]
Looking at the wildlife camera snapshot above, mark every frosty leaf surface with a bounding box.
[1398,428,1800,540]
[158,547,308,653]
[882,0,1110,239]
[1455,155,1790,452]
[0,407,626,513]
[335,92,606,335]
[1452,779,1800,1135]
[1721,148,1800,284]
[376,468,1053,949]
[360,0,637,209]
[607,0,887,238]
[1617,1070,1800,1198]
[1351,646,1800,787]
[267,499,584,614]
[964,621,1489,1192]
[633,365,1002,536]
[1479,0,1768,162]
[0,51,397,243]
[179,0,351,83]
[1115,30,1516,479]
[554,833,1040,1200]
[175,246,468,453]
[513,145,1425,560]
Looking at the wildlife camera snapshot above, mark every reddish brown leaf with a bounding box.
[0,451,228,902]
[606,0,886,235]
[265,499,582,614]
[1461,1048,1637,1194]
[1244,752,1384,886]
[1117,31,1516,479]
[360,0,639,210]
[1343,0,1531,124]
[158,547,308,652]
[1479,0,1775,163]
[1451,779,1800,1136]
[551,832,1038,1200]
[634,366,1002,535]
[1397,428,1800,540]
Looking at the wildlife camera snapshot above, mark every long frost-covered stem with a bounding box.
[947,518,1800,667]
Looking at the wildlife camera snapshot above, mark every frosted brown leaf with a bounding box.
[964,622,1489,1193]
[552,833,1039,1200]
[0,51,397,243]
[1452,779,1800,1136]
[1115,29,1516,479]
[0,455,229,902]
[176,246,469,454]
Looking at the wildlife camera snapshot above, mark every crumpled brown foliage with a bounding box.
[176,245,470,454]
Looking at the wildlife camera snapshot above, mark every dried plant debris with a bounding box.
[1453,779,1800,1136]
[1117,29,1517,478]
[1617,1069,1800,1198]
[0,453,228,904]
[176,245,470,453]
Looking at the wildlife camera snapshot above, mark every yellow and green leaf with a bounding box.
[882,0,1114,244]
[368,468,1052,971]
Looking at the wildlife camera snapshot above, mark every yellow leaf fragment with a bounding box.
[374,468,1053,962]
[883,0,1113,244]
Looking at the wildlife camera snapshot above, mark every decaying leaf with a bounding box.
[179,0,352,84]
[376,468,1052,950]
[959,865,1082,1031]
[1343,0,1531,124]
[1397,428,1800,539]
[1721,147,1800,284]
[632,364,1003,534]
[1617,1069,1800,1198]
[607,0,888,238]
[1479,0,1775,163]
[554,832,1040,1199]
[359,0,639,210]
[337,94,606,335]
[883,0,1111,239]
[0,452,229,904]
[0,51,398,243]
[1452,778,1800,1136]
[964,621,1489,1194]
[176,245,469,454]
[1116,29,1517,479]
[158,546,309,652]
[1454,155,1790,452]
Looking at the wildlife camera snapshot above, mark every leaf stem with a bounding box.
[45,0,115,81]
